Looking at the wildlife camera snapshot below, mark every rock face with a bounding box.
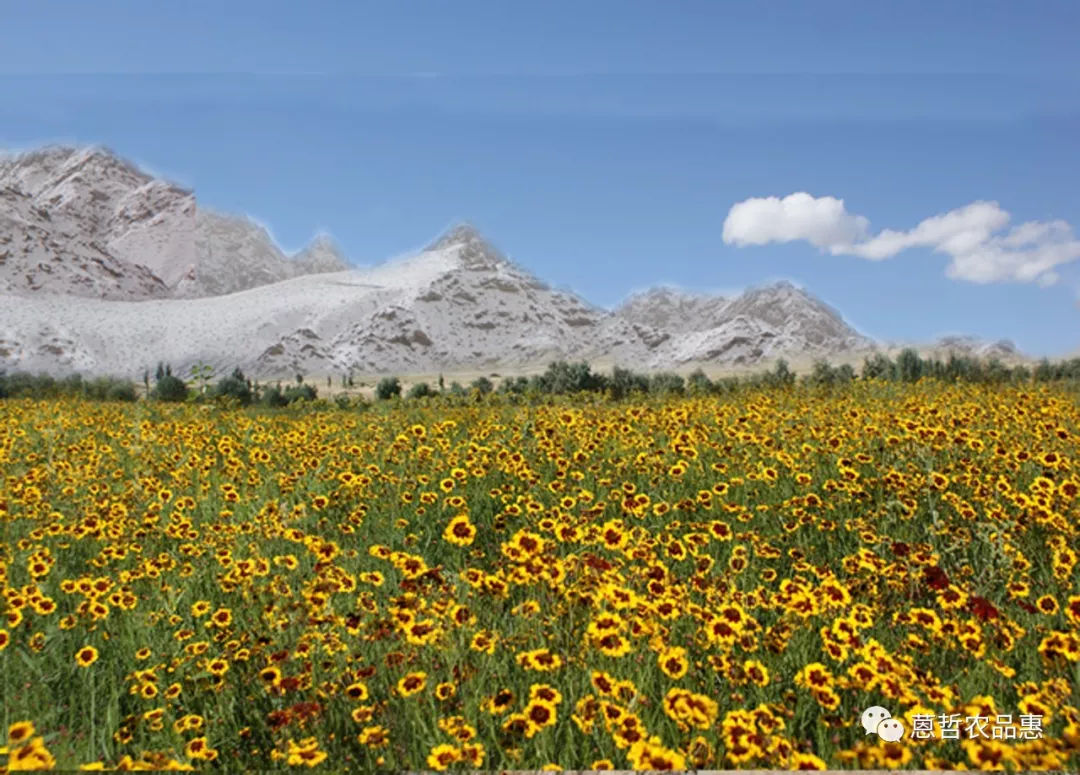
[0,147,174,299]
[0,145,348,300]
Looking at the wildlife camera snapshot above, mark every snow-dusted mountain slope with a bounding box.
[0,224,667,378]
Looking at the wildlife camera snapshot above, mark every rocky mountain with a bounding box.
[615,279,874,366]
[615,287,730,333]
[0,143,1032,380]
[0,218,1026,379]
[0,145,348,300]
[0,224,669,378]
[921,335,1024,363]
[292,233,351,275]
[0,147,174,299]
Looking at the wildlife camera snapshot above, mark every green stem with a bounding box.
[90,667,96,762]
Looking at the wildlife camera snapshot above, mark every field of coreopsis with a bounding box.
[1,381,1079,772]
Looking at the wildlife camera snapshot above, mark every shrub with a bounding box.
[862,353,896,381]
[533,361,606,394]
[407,382,433,400]
[283,384,317,404]
[497,376,529,395]
[152,364,189,403]
[649,372,686,395]
[62,374,85,394]
[212,368,253,406]
[609,367,649,399]
[375,377,401,400]
[687,369,713,395]
[260,385,289,408]
[470,376,494,395]
[835,364,856,383]
[85,376,137,402]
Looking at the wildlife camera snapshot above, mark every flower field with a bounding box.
[1,381,1079,771]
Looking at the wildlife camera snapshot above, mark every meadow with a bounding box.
[1,380,1078,771]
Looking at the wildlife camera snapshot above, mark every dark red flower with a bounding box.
[969,596,998,621]
[923,566,950,590]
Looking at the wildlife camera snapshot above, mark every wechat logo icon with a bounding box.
[861,706,905,743]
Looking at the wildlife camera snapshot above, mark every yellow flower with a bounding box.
[7,721,35,745]
[396,671,427,697]
[523,699,558,737]
[75,645,99,667]
[427,743,461,771]
[658,646,689,679]
[790,752,828,770]
[443,514,477,546]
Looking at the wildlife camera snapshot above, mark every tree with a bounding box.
[189,362,213,396]
[862,353,896,381]
[806,360,836,387]
[835,364,856,383]
[764,359,795,388]
[897,348,923,383]
[609,367,649,399]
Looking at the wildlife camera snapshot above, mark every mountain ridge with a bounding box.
[0,144,1047,379]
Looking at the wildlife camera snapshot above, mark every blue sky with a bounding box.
[2,0,1079,356]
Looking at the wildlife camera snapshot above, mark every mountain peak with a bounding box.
[749,279,801,295]
[426,222,488,250]
[425,223,510,271]
[292,233,349,272]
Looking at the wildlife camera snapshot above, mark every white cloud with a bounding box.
[722,193,1080,286]
[722,192,869,253]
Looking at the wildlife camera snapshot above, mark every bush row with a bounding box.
[1,349,1078,405]
[375,351,1080,402]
